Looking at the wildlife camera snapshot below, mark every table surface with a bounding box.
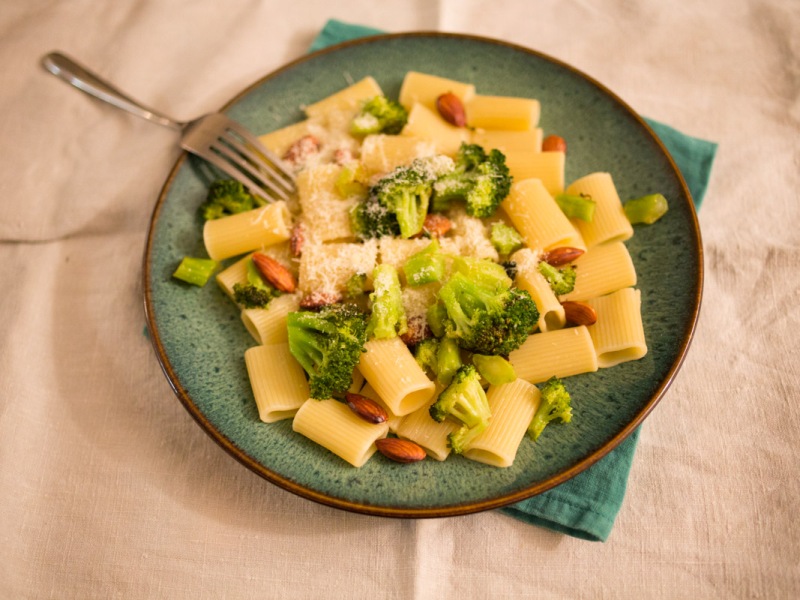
[2,1,798,598]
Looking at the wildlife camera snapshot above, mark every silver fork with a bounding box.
[41,51,296,202]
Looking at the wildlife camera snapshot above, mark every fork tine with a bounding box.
[215,129,296,196]
[223,120,296,188]
[210,141,292,202]
[202,147,288,202]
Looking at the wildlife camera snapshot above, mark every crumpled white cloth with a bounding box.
[1,0,798,598]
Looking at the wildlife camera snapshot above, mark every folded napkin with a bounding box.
[310,19,717,541]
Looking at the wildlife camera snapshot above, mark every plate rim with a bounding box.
[142,31,704,518]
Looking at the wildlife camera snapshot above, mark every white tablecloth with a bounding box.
[2,0,798,597]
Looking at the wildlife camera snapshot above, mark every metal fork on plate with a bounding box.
[41,51,296,201]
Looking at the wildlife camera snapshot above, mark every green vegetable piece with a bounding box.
[200,179,261,221]
[554,193,596,222]
[351,95,409,136]
[414,338,440,375]
[344,272,368,299]
[371,159,436,239]
[429,364,491,454]
[528,376,573,441]
[537,261,576,296]
[233,282,278,308]
[426,303,448,338]
[624,193,669,224]
[472,354,517,386]
[335,163,369,198]
[172,257,219,287]
[403,240,445,287]
[437,337,462,386]
[367,264,408,339]
[490,222,524,255]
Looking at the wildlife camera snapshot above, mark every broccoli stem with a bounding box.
[403,240,445,286]
[624,193,669,224]
[172,257,219,286]
[472,354,517,386]
[555,193,596,222]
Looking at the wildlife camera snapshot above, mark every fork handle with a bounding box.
[42,51,183,130]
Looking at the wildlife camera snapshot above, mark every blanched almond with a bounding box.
[562,301,597,326]
[251,253,297,293]
[375,438,427,463]
[542,247,584,266]
[436,92,467,127]
[345,393,388,424]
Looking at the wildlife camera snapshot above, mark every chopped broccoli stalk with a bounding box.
[426,302,448,338]
[403,240,446,287]
[555,193,596,222]
[172,257,219,286]
[490,222,524,255]
[200,179,262,221]
[429,365,491,454]
[451,255,512,292]
[537,261,577,296]
[472,354,517,386]
[344,272,368,300]
[437,337,462,386]
[432,143,512,218]
[287,304,368,399]
[528,376,573,441]
[371,159,437,238]
[350,194,401,240]
[437,271,538,355]
[624,193,669,224]
[350,95,409,136]
[414,338,440,375]
[335,162,369,198]
[367,264,407,339]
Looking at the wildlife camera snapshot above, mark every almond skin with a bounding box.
[542,247,585,266]
[345,393,389,424]
[422,213,453,238]
[251,253,297,293]
[290,222,305,258]
[375,438,427,463]
[561,301,598,326]
[542,135,567,153]
[436,92,467,127]
[282,134,320,167]
[299,290,342,310]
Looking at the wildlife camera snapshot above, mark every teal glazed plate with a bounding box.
[143,33,702,517]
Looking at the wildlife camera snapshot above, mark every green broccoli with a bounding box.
[367,264,407,339]
[172,257,219,287]
[435,258,538,355]
[432,143,512,218]
[199,179,263,220]
[370,159,437,238]
[350,95,409,136]
[537,261,577,296]
[414,338,440,374]
[429,365,491,454]
[472,354,517,386]
[528,376,573,441]
[350,194,401,241]
[490,222,524,255]
[403,239,446,286]
[436,337,462,386]
[344,272,368,300]
[232,257,280,308]
[286,303,368,400]
[335,162,369,199]
[451,255,512,292]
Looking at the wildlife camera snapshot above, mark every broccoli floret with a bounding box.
[200,179,262,220]
[232,257,280,308]
[429,365,491,454]
[435,258,538,355]
[528,376,573,441]
[286,304,368,400]
[350,194,401,241]
[350,96,409,136]
[367,264,407,339]
[370,160,436,238]
[335,162,369,198]
[490,222,524,255]
[537,261,577,296]
[344,272,368,300]
[437,337,462,386]
[414,338,440,374]
[432,143,512,218]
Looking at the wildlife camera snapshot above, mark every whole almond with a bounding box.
[542,135,567,153]
[345,393,389,424]
[543,247,585,266]
[375,438,427,463]
[561,301,598,326]
[436,92,467,127]
[251,253,297,293]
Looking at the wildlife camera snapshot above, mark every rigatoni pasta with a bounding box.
[244,343,309,423]
[587,288,647,367]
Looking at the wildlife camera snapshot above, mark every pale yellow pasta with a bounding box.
[303,76,383,120]
[395,392,458,461]
[511,248,566,332]
[398,71,476,112]
[566,172,633,248]
[466,94,540,131]
[464,379,541,467]
[560,241,637,302]
[360,134,438,175]
[298,240,378,295]
[509,326,599,383]
[296,164,358,242]
[503,150,565,196]
[358,337,436,416]
[292,398,389,467]
[215,253,251,301]
[470,128,543,153]
[357,381,403,433]
[501,178,585,251]
[587,288,647,367]
[401,103,469,156]
[240,293,300,345]
[244,343,309,423]
[258,119,320,157]
[203,202,292,261]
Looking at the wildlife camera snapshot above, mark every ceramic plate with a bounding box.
[143,33,702,517]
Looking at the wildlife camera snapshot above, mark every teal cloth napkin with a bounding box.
[310,19,717,541]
